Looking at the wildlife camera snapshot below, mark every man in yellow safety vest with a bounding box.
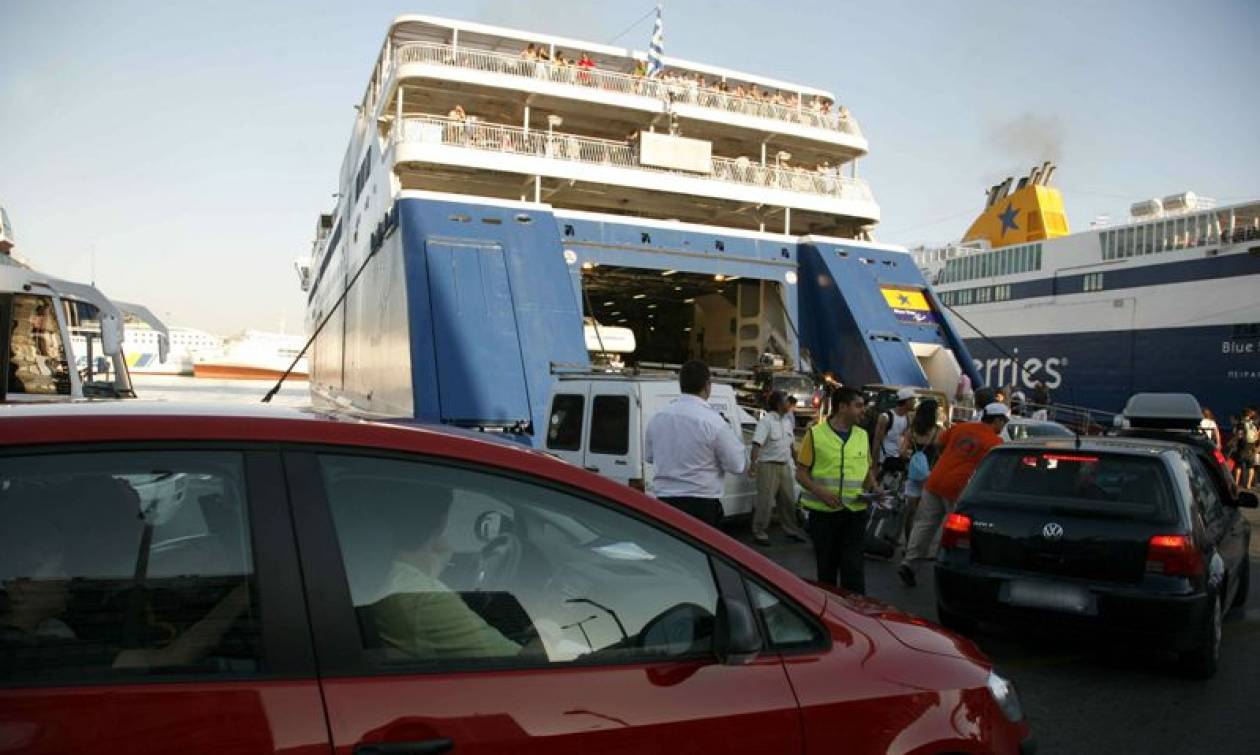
[795,385,878,593]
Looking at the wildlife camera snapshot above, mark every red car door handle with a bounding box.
[355,740,454,755]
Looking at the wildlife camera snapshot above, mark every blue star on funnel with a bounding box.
[898,294,911,306]
[998,203,1020,237]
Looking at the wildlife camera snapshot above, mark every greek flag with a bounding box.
[646,6,664,77]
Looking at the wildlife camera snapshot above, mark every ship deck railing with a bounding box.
[395,115,875,203]
[394,42,862,138]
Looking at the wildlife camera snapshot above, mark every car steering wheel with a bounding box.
[475,532,522,589]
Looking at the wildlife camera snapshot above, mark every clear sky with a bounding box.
[2,0,1257,335]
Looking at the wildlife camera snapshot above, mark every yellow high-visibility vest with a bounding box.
[800,421,871,512]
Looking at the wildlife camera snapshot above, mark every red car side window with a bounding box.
[0,451,260,684]
[317,454,722,669]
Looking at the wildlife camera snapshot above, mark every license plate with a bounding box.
[1003,580,1095,614]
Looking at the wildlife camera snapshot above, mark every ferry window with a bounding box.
[1177,218,1188,249]
[7,294,71,396]
[546,394,585,451]
[1102,233,1113,261]
[1034,244,1043,269]
[1124,228,1134,258]
[63,301,124,397]
[589,395,631,456]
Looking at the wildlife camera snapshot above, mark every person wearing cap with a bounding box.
[873,387,917,482]
[748,390,808,546]
[796,385,878,593]
[897,402,1010,587]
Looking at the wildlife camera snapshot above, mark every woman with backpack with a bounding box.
[899,399,942,548]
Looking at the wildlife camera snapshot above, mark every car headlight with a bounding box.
[986,670,1023,723]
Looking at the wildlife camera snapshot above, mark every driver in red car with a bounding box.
[362,485,523,660]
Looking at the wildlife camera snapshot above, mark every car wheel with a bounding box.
[1232,553,1250,609]
[936,602,978,636]
[1178,593,1221,679]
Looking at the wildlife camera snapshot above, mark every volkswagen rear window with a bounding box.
[965,450,1176,522]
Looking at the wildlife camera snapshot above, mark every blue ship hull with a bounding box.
[310,194,983,444]
[963,324,1260,421]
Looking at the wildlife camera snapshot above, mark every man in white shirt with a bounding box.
[748,391,808,545]
[644,360,748,526]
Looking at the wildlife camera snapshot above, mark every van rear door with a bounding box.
[584,382,639,485]
[544,382,589,468]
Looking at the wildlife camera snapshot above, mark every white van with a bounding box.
[543,375,759,520]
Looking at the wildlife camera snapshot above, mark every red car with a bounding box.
[0,404,1032,755]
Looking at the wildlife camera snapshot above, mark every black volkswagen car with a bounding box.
[935,437,1257,678]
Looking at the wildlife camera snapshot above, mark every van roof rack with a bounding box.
[549,361,758,386]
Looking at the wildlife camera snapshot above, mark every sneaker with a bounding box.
[787,532,809,544]
[897,563,916,587]
[753,534,772,547]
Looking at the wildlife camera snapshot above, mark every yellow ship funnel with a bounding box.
[962,161,1070,249]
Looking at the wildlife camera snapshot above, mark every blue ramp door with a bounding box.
[425,240,531,426]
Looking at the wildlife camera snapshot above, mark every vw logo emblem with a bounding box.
[1042,522,1064,540]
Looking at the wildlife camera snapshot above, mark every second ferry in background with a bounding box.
[193,330,308,380]
[914,163,1260,419]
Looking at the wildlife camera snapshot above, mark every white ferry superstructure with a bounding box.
[913,164,1260,418]
[300,15,984,436]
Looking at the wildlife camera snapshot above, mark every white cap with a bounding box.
[896,387,917,402]
[983,402,1011,418]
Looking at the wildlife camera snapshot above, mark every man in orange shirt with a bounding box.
[897,402,1009,587]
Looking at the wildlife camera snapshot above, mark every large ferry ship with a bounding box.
[300,14,982,438]
[913,164,1260,419]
